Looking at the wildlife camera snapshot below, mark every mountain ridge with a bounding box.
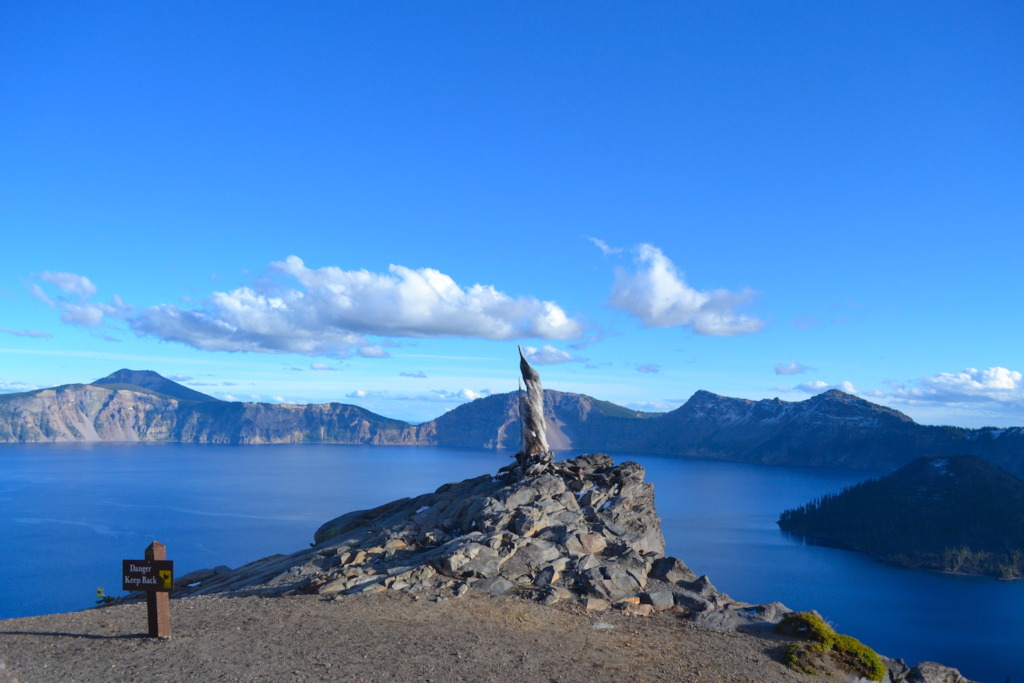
[1,370,1022,478]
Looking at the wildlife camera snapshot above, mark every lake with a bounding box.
[1,443,1020,682]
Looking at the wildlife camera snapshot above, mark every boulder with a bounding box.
[649,556,697,584]
[904,661,973,683]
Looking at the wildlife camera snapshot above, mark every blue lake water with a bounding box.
[1,443,1020,682]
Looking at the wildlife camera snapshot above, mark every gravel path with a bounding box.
[0,591,817,682]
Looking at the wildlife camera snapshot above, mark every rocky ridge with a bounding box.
[170,453,972,682]
[3,370,1022,479]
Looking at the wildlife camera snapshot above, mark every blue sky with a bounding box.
[2,2,1021,428]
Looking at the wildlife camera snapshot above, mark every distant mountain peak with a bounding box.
[99,369,164,384]
[91,369,220,403]
[815,388,856,399]
[805,389,914,422]
[685,389,729,404]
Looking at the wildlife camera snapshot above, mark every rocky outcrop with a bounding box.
[171,452,976,682]
[175,454,766,624]
[904,661,975,683]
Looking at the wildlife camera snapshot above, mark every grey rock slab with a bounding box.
[471,576,515,595]
[905,661,973,683]
[649,556,698,585]
[642,590,676,611]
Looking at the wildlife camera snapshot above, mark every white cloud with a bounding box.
[129,256,583,356]
[357,345,390,359]
[888,367,1023,405]
[132,301,369,355]
[455,388,485,401]
[346,387,491,403]
[795,379,858,395]
[609,244,763,336]
[0,328,51,339]
[401,371,428,378]
[0,379,37,393]
[30,272,130,330]
[856,367,1024,427]
[310,363,336,371]
[624,400,676,413]
[588,237,622,255]
[39,271,97,299]
[636,363,661,374]
[522,345,581,365]
[775,360,812,376]
[59,303,106,328]
[28,283,53,307]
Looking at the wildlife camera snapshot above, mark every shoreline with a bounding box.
[780,530,1023,581]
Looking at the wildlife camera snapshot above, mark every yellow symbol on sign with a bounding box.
[159,570,173,590]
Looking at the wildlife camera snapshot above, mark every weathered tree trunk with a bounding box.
[514,346,554,476]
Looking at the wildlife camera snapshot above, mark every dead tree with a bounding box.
[514,346,554,476]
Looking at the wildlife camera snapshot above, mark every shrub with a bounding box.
[775,612,885,681]
[95,587,116,606]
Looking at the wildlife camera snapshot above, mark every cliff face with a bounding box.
[0,381,415,446]
[0,384,182,442]
[2,371,1023,479]
[168,401,418,445]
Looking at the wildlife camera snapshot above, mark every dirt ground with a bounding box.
[0,591,819,682]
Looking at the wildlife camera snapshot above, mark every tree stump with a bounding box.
[514,346,554,476]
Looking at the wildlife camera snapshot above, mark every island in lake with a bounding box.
[778,455,1024,578]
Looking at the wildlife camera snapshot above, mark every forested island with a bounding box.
[778,456,1024,578]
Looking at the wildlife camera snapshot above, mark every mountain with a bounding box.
[91,369,221,402]
[581,388,1024,476]
[778,456,1024,577]
[431,387,1024,477]
[0,371,412,444]
[413,389,658,450]
[2,371,1023,479]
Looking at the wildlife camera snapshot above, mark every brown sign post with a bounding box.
[122,541,173,638]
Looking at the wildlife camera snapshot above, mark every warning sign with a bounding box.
[122,559,174,592]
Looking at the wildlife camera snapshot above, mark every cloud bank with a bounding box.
[35,257,585,358]
[888,367,1022,405]
[347,387,489,403]
[609,244,763,336]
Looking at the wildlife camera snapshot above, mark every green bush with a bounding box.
[775,612,885,681]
